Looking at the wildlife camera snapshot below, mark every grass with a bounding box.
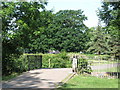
[68,52,118,65]
[59,75,118,88]
[2,72,21,81]
[88,60,118,66]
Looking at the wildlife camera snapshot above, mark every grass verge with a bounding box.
[88,60,117,66]
[59,75,118,88]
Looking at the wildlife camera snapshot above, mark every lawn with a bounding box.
[59,75,118,88]
[88,60,118,66]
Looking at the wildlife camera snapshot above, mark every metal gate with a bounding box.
[27,55,42,71]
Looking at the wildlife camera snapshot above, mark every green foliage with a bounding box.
[68,52,111,61]
[87,25,110,55]
[2,2,89,54]
[42,52,71,68]
[29,10,89,53]
[2,72,21,81]
[2,52,71,76]
[51,10,89,52]
[2,1,89,76]
[17,55,28,72]
[1,1,47,76]
[86,2,120,60]
[2,54,24,76]
[77,58,92,74]
[97,2,120,59]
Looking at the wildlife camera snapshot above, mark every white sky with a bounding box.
[46,0,102,28]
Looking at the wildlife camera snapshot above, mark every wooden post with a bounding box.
[49,59,51,68]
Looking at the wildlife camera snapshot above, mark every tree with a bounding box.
[1,1,48,75]
[87,22,110,55]
[97,2,120,59]
[1,1,90,75]
[28,10,89,53]
[2,2,22,75]
[28,10,55,53]
[47,10,89,52]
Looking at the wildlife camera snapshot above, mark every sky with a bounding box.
[46,0,102,28]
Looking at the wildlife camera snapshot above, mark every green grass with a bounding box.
[2,72,21,81]
[88,60,117,66]
[60,75,118,88]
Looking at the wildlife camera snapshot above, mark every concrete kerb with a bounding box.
[55,72,76,88]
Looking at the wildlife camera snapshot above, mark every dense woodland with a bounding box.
[1,1,120,75]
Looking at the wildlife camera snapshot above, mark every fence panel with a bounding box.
[27,55,42,71]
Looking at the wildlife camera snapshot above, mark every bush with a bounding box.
[42,52,71,68]
[16,55,28,72]
[2,52,72,77]
[77,58,92,74]
[2,54,24,76]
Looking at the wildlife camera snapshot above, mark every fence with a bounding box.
[89,61,120,79]
[27,55,42,71]
[71,54,119,79]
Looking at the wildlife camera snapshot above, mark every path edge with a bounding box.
[55,72,76,88]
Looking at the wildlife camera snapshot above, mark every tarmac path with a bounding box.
[2,63,119,89]
[91,63,120,70]
[2,68,73,88]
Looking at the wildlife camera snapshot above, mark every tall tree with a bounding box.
[87,22,110,55]
[97,1,120,59]
[29,10,89,53]
[48,10,89,52]
[1,1,48,75]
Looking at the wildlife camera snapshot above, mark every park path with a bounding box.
[2,68,72,88]
[2,63,120,89]
[91,63,120,70]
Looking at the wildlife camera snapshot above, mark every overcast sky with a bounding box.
[46,0,102,28]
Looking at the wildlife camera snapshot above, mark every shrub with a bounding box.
[16,55,28,72]
[2,54,24,76]
[101,55,111,60]
[3,52,72,77]
[42,52,71,68]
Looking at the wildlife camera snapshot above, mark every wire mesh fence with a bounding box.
[90,61,120,79]
[71,54,120,79]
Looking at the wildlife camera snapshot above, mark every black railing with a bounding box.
[27,55,42,71]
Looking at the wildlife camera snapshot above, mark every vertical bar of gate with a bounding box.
[27,55,30,71]
[40,55,42,68]
[35,55,37,69]
[36,55,39,69]
[34,55,36,69]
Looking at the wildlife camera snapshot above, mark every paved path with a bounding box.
[2,63,120,89]
[91,63,120,70]
[2,68,72,88]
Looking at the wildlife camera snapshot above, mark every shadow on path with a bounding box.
[2,68,72,88]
